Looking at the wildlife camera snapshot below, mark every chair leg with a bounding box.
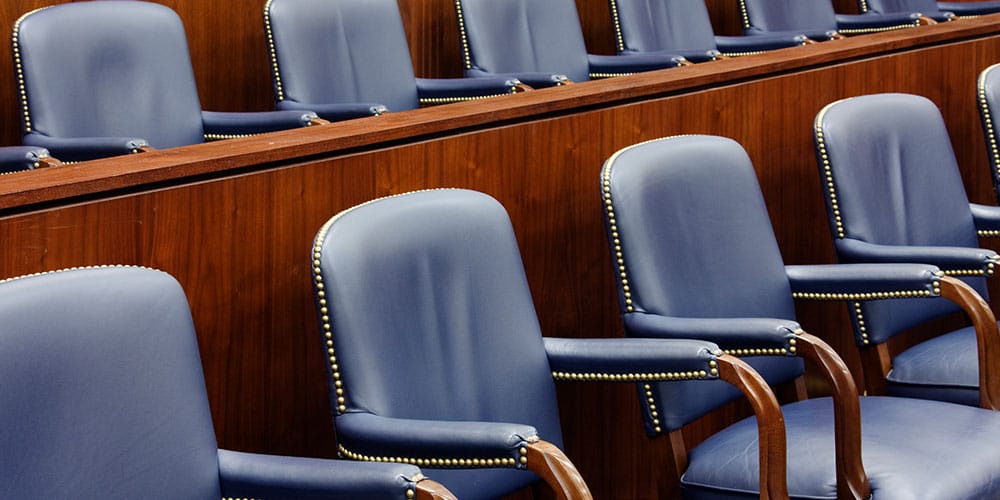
[649,430,685,499]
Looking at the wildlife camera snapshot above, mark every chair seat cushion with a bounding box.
[682,396,1000,499]
[886,325,980,406]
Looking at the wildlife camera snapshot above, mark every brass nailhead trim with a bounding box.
[720,50,767,57]
[738,0,751,29]
[12,7,52,134]
[853,301,869,345]
[204,133,256,141]
[792,289,935,300]
[590,72,635,79]
[454,0,473,70]
[419,93,510,105]
[723,347,791,356]
[609,0,625,53]
[552,369,709,382]
[979,230,1000,237]
[339,443,522,469]
[979,64,1000,193]
[838,23,917,35]
[815,101,846,238]
[943,267,994,277]
[0,264,160,285]
[262,0,284,102]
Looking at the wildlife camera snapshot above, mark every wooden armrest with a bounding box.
[794,332,870,500]
[415,477,458,500]
[526,440,592,500]
[716,354,788,500]
[938,275,1000,410]
[918,15,938,26]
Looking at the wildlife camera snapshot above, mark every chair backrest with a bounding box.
[455,0,591,82]
[601,135,805,431]
[859,0,940,15]
[610,0,718,54]
[312,189,564,494]
[264,0,421,112]
[13,1,205,149]
[978,63,1000,204]
[739,0,839,34]
[814,93,986,345]
[0,267,220,498]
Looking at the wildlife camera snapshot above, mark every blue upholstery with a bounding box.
[455,0,686,86]
[264,0,519,121]
[739,0,924,40]
[0,146,54,173]
[938,1,1000,15]
[0,266,448,499]
[14,1,317,162]
[686,397,1000,499]
[312,189,759,499]
[859,0,957,21]
[601,134,1000,498]
[815,93,998,406]
[978,63,1000,204]
[610,0,808,61]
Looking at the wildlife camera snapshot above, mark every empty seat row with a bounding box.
[9,89,1000,499]
[7,0,982,169]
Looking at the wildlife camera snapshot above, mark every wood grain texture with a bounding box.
[1,16,1000,500]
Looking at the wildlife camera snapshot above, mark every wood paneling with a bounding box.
[1,18,999,498]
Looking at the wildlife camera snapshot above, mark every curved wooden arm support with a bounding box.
[918,15,938,26]
[36,156,63,169]
[309,117,332,126]
[514,83,534,92]
[716,354,788,500]
[415,477,458,500]
[831,33,848,40]
[803,38,819,45]
[938,275,1000,410]
[526,440,593,500]
[794,332,870,500]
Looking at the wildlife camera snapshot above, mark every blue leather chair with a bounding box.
[312,189,792,499]
[609,0,810,61]
[602,134,1000,499]
[264,0,523,122]
[0,146,57,173]
[13,1,321,162]
[454,0,689,87]
[977,63,1000,204]
[815,92,1000,409]
[739,0,928,40]
[861,0,1000,17]
[857,0,958,21]
[0,266,455,499]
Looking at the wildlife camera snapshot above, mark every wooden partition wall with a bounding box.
[0,0,868,149]
[2,16,1000,498]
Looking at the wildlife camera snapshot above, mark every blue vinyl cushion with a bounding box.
[0,268,221,498]
[14,1,316,161]
[684,396,1000,499]
[814,93,995,406]
[603,134,1000,498]
[0,267,446,499]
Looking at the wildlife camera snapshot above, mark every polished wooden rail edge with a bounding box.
[1,14,998,211]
